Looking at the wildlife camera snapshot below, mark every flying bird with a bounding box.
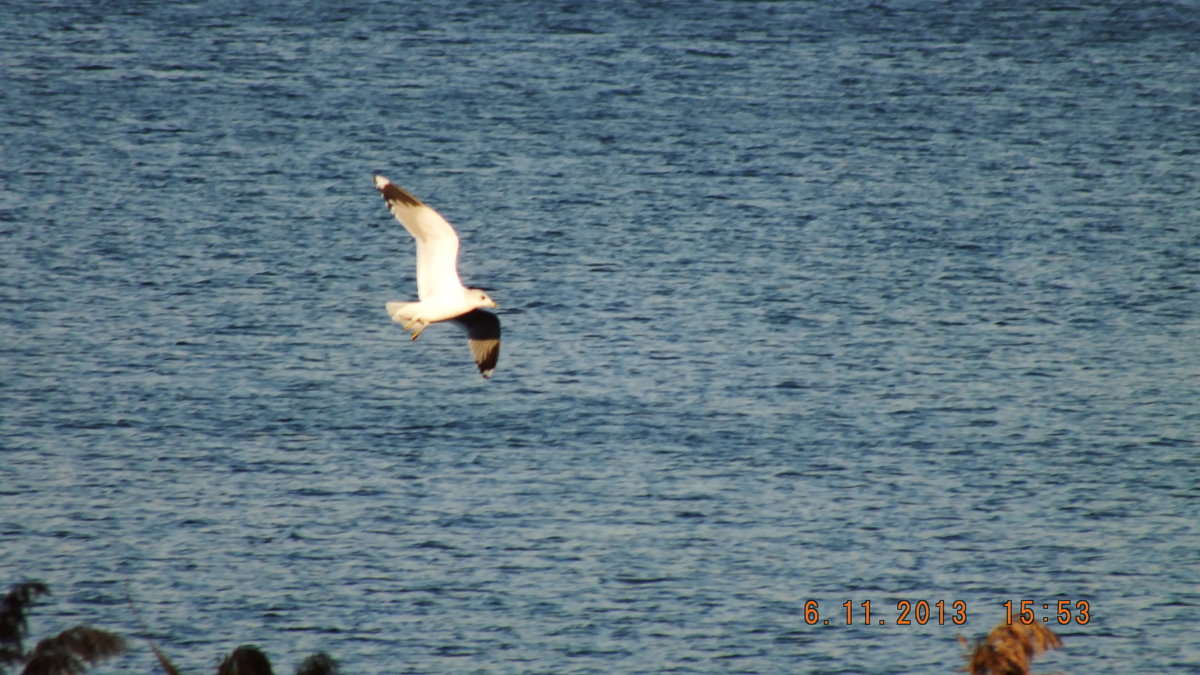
[374,175,500,378]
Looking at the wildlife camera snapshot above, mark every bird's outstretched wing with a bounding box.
[451,309,501,378]
[374,175,463,300]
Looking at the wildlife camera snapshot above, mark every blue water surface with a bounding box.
[2,1,1198,673]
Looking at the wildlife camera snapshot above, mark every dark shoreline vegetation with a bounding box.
[2,581,1064,674]
[1,582,337,675]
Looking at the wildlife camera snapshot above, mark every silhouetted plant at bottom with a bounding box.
[21,628,127,675]
[213,645,337,675]
[0,583,47,669]
[959,621,1063,675]
[123,586,337,675]
[292,652,338,675]
[0,582,126,675]
[216,645,273,675]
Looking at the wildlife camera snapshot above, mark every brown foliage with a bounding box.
[960,622,1063,675]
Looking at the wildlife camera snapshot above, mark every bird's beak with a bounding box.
[489,300,499,308]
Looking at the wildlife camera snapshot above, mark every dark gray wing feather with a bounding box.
[451,309,501,378]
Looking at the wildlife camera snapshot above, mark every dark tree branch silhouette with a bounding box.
[1,582,51,666]
[0,582,125,675]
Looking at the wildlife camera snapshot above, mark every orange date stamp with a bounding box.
[803,599,1091,626]
[1003,599,1090,625]
[804,600,968,625]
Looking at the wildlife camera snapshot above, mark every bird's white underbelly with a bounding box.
[391,294,475,324]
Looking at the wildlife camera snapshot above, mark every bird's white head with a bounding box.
[466,287,498,309]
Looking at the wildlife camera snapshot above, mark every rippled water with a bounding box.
[2,1,1198,673]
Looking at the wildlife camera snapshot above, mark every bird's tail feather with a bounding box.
[385,302,417,323]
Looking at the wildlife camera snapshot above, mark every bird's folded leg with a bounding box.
[405,320,428,341]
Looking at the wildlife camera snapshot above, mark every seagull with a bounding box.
[374,175,501,378]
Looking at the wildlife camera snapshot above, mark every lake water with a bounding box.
[2,1,1198,673]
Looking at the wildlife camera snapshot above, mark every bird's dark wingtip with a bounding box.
[374,175,423,207]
